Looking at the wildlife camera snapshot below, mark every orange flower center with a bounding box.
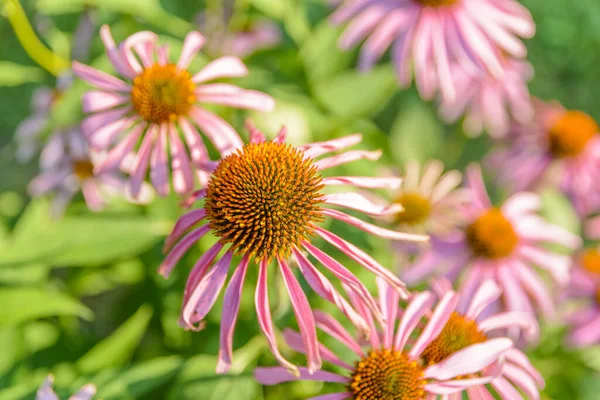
[548,110,598,158]
[131,63,196,124]
[413,0,459,7]
[205,142,324,261]
[350,349,425,400]
[421,312,488,364]
[395,193,432,226]
[581,249,600,275]
[72,159,95,180]
[466,208,519,259]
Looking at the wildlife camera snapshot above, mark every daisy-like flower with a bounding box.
[36,374,96,400]
[159,124,427,374]
[73,25,275,198]
[255,280,514,399]
[28,129,152,215]
[14,74,72,163]
[388,159,468,237]
[439,58,534,138]
[402,164,582,317]
[487,100,600,216]
[429,278,544,399]
[330,0,535,102]
[564,247,600,347]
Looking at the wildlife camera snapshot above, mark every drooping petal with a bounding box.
[254,367,349,386]
[409,292,459,358]
[322,176,402,189]
[94,123,145,174]
[394,292,435,351]
[72,61,132,92]
[158,225,211,278]
[314,310,364,358]
[82,91,130,113]
[168,122,195,195]
[464,280,502,319]
[162,209,206,253]
[189,107,243,156]
[322,192,402,216]
[192,56,249,83]
[150,123,169,196]
[283,329,354,370]
[314,150,382,171]
[299,134,363,159]
[178,31,205,70]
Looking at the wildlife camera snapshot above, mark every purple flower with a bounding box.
[36,375,96,400]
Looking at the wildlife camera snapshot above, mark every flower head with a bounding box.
[73,25,275,198]
[36,375,96,400]
[331,0,535,102]
[28,129,152,216]
[402,164,582,318]
[487,100,600,216]
[159,125,427,374]
[564,247,600,347]
[439,58,534,138]
[255,279,514,399]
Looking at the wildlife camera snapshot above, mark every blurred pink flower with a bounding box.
[28,129,152,216]
[564,248,600,347]
[36,375,96,400]
[73,25,275,199]
[587,216,600,240]
[159,125,427,375]
[439,58,534,138]
[402,164,582,317]
[430,278,544,399]
[331,0,535,102]
[487,100,600,216]
[255,280,513,399]
[14,74,72,163]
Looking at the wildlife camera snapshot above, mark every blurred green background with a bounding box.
[0,0,599,399]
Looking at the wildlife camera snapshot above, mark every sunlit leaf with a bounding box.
[0,62,45,86]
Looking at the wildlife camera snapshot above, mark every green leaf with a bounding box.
[389,99,443,164]
[0,62,45,86]
[314,64,397,120]
[77,305,153,373]
[0,287,93,327]
[97,356,183,399]
[539,188,581,235]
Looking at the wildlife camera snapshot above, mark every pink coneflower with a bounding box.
[564,248,600,347]
[402,164,581,318]
[255,280,513,399]
[429,278,544,399]
[28,129,152,215]
[487,100,600,216]
[73,25,275,198]
[331,0,535,102]
[36,374,96,400]
[159,125,427,375]
[439,58,534,138]
[587,216,600,240]
[14,73,72,163]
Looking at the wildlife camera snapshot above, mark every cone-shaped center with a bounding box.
[466,208,518,259]
[131,63,196,124]
[582,249,600,275]
[205,142,324,261]
[395,193,432,225]
[350,349,425,400]
[72,159,95,180]
[421,312,488,364]
[548,110,598,158]
[413,0,459,7]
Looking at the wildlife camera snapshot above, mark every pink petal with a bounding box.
[82,91,130,113]
[409,292,459,358]
[322,192,402,216]
[216,255,250,374]
[313,149,381,171]
[192,56,248,84]
[99,24,137,79]
[158,224,210,278]
[181,251,232,328]
[245,120,266,143]
[518,245,571,285]
[81,180,105,211]
[178,31,205,70]
[308,393,353,400]
[377,278,399,349]
[464,280,502,319]
[180,242,223,312]
[465,163,492,211]
[255,259,298,374]
[196,83,275,111]
[88,116,137,149]
[503,363,541,400]
[505,348,545,388]
[273,126,287,143]
[425,375,494,395]
[321,208,428,242]
[314,310,364,357]
[81,107,132,139]
[162,208,207,253]
[178,117,211,187]
[424,338,513,380]
[568,314,600,347]
[491,376,525,400]
[283,329,353,371]
[292,248,369,335]
[150,124,169,196]
[299,134,363,159]
[513,261,554,318]
[69,384,97,400]
[72,61,131,92]
[501,192,541,219]
[322,176,402,189]
[168,122,194,195]
[479,312,539,341]
[189,107,243,156]
[393,291,435,351]
[254,367,349,386]
[128,124,156,198]
[94,123,145,174]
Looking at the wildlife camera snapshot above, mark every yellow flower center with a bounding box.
[72,159,95,180]
[548,110,598,158]
[466,208,519,259]
[581,249,600,275]
[413,0,459,7]
[421,312,488,364]
[205,142,324,261]
[395,193,432,226]
[131,63,196,124]
[350,349,425,400]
